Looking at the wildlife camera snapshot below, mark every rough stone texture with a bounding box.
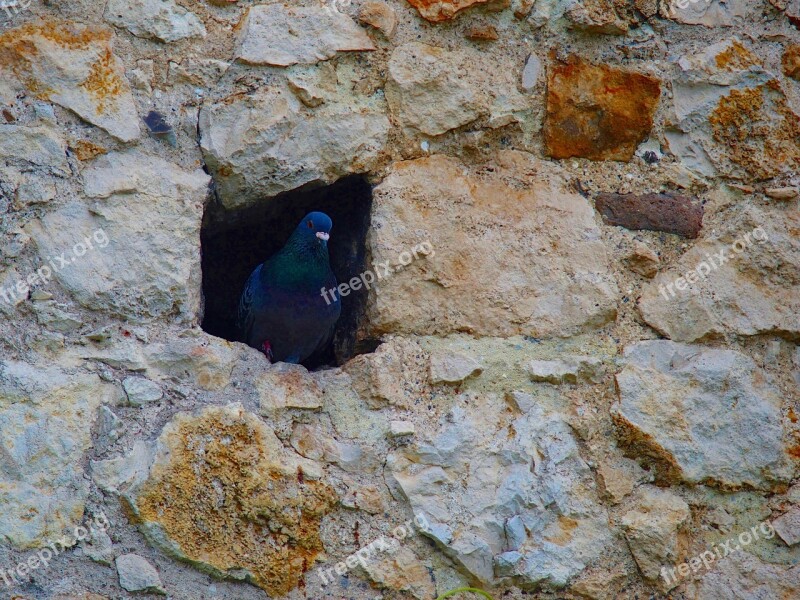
[595,192,703,238]
[236,4,375,67]
[122,376,163,406]
[709,82,800,180]
[285,62,338,108]
[343,337,428,408]
[783,44,800,79]
[388,394,613,588]
[93,404,336,596]
[613,340,792,490]
[96,406,124,451]
[27,150,210,322]
[0,360,117,549]
[116,554,165,594]
[526,356,603,384]
[2,1,800,599]
[83,527,115,565]
[772,506,800,546]
[365,154,618,338]
[291,422,381,473]
[79,328,230,388]
[661,0,748,27]
[104,0,206,43]
[257,362,324,413]
[667,38,800,180]
[0,21,140,141]
[358,1,399,37]
[199,85,389,209]
[385,43,486,136]
[623,241,660,278]
[521,53,542,90]
[620,487,690,583]
[389,420,416,436]
[638,204,800,341]
[465,23,499,40]
[544,57,661,160]
[566,0,631,34]
[596,458,648,504]
[429,349,484,384]
[766,186,799,200]
[769,0,800,27]
[634,0,658,17]
[571,569,627,600]
[685,552,800,599]
[406,0,492,22]
[0,125,69,175]
[361,544,436,599]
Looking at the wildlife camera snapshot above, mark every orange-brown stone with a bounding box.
[782,44,800,80]
[544,57,661,161]
[465,23,499,40]
[709,82,800,180]
[135,405,337,596]
[406,0,491,22]
[0,20,139,141]
[70,140,108,162]
[714,39,760,72]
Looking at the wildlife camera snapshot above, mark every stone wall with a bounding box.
[0,0,799,598]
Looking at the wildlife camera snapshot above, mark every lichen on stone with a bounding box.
[134,405,337,595]
[709,82,800,180]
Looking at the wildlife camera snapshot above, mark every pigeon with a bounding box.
[237,212,341,364]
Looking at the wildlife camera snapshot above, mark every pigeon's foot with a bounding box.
[260,340,274,362]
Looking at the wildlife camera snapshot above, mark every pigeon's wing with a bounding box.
[312,278,341,355]
[236,264,262,344]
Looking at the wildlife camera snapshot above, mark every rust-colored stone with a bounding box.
[70,140,107,161]
[465,23,499,40]
[0,20,139,141]
[769,0,800,28]
[406,0,491,22]
[611,411,684,486]
[567,0,632,34]
[595,192,703,238]
[0,21,113,95]
[544,56,661,161]
[79,48,124,115]
[513,0,535,17]
[709,82,800,180]
[359,0,399,36]
[714,39,760,72]
[783,44,800,80]
[135,406,337,596]
[634,0,657,17]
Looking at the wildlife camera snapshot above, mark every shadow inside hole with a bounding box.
[200,175,373,369]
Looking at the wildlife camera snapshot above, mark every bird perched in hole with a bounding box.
[237,212,341,363]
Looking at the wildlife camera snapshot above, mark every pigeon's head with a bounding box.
[298,212,333,246]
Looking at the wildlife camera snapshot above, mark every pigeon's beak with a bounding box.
[316,231,330,241]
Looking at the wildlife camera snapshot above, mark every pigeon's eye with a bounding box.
[306,220,314,229]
